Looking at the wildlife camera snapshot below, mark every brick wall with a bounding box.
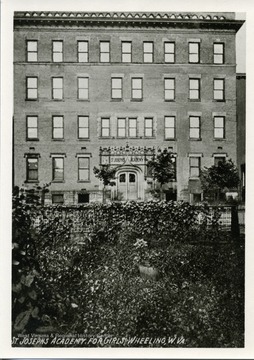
[13,17,240,203]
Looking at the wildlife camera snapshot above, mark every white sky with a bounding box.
[236,12,246,73]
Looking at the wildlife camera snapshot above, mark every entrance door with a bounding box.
[118,171,138,200]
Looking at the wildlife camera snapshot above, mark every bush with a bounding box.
[12,196,244,347]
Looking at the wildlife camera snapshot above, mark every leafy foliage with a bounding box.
[93,165,116,202]
[200,159,240,202]
[12,197,244,347]
[147,149,175,199]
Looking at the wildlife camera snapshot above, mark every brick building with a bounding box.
[236,73,246,202]
[13,11,244,204]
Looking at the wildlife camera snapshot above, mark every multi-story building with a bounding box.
[236,73,246,202]
[13,11,244,204]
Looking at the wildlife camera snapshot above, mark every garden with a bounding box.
[12,187,244,348]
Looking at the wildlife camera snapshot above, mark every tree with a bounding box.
[200,159,240,202]
[93,165,116,203]
[147,149,175,200]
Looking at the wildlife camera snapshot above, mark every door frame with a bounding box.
[115,165,143,201]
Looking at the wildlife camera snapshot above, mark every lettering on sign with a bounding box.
[101,155,145,165]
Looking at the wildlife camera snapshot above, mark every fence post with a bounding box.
[231,205,240,241]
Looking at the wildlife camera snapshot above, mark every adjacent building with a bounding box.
[13,11,244,204]
[236,73,246,202]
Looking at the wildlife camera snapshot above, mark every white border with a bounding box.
[1,0,253,358]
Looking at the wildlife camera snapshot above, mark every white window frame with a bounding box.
[78,77,89,100]
[78,41,89,63]
[100,41,110,63]
[27,40,38,62]
[52,77,63,100]
[122,41,132,63]
[27,116,38,140]
[52,40,63,62]
[143,42,153,63]
[78,116,89,139]
[165,116,176,140]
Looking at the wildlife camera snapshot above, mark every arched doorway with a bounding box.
[117,169,139,201]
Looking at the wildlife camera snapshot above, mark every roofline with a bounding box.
[14,11,244,32]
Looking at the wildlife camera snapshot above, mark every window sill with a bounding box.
[24,180,39,184]
[78,180,91,183]
[77,99,90,102]
[26,138,39,141]
[52,139,65,141]
[189,138,202,141]
[213,138,226,141]
[52,180,65,183]
[165,138,176,141]
[188,61,200,64]
[52,99,64,101]
[77,138,90,141]
[188,99,201,102]
[25,99,38,101]
[164,99,175,102]
[213,100,225,102]
[111,99,123,102]
[131,99,143,102]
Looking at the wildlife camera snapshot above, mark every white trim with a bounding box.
[188,153,203,157]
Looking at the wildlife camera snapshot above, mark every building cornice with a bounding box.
[14,11,244,32]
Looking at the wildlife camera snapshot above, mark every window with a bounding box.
[52,77,63,100]
[214,43,224,64]
[26,77,38,100]
[78,77,89,100]
[189,42,199,63]
[78,157,90,181]
[78,41,88,62]
[111,78,122,100]
[27,40,38,62]
[78,193,90,203]
[214,156,226,166]
[165,116,175,139]
[52,157,64,181]
[128,118,137,137]
[52,116,64,139]
[26,157,38,181]
[143,42,153,63]
[190,157,200,177]
[164,42,175,63]
[189,78,200,100]
[165,78,175,101]
[131,78,142,100]
[27,116,38,140]
[189,116,200,139]
[52,194,64,204]
[78,116,89,139]
[117,118,126,137]
[100,41,110,62]
[52,41,63,62]
[101,118,110,137]
[117,118,138,138]
[122,42,132,63]
[214,79,225,101]
[214,116,225,139]
[144,118,153,138]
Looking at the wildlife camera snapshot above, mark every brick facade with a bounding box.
[13,12,244,204]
